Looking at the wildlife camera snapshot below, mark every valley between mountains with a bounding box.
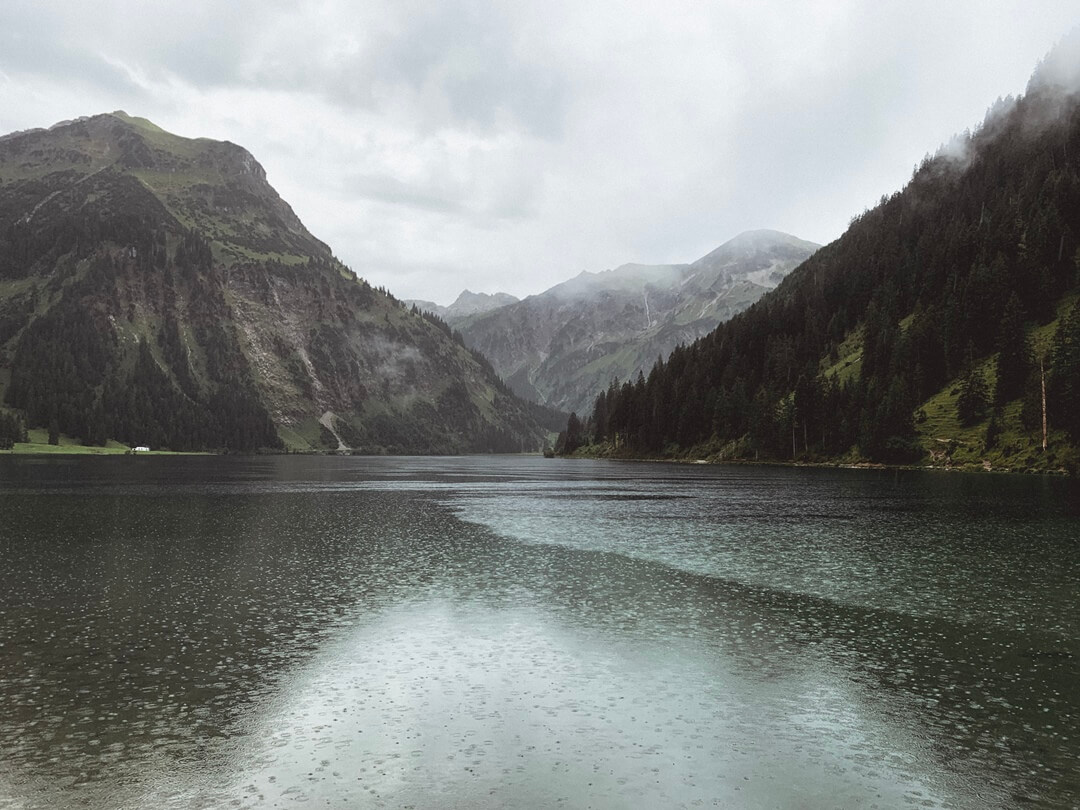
[411,230,818,416]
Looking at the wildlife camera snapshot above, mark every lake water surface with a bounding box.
[0,456,1077,809]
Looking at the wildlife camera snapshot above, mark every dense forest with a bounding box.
[3,221,282,452]
[560,51,1080,471]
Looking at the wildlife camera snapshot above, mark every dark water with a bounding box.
[0,457,1077,809]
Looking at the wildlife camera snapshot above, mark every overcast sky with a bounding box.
[1,2,1077,303]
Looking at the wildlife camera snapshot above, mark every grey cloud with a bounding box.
[343,171,537,223]
[345,172,467,215]
[120,0,569,140]
[1029,26,1080,92]
[377,3,566,138]
[8,0,565,137]
[154,31,249,88]
[481,195,536,222]
[349,253,479,296]
[0,19,146,98]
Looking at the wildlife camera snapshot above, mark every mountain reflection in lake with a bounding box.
[0,456,1077,809]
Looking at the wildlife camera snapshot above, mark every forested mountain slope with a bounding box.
[565,37,1080,473]
[0,112,557,453]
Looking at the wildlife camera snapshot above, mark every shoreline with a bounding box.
[2,445,1070,475]
[561,449,1073,477]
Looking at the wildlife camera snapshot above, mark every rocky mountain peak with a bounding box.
[0,112,323,266]
[690,230,820,288]
[449,289,519,315]
[406,290,520,321]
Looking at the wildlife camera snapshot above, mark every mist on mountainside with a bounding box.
[451,230,818,415]
[565,38,1080,473]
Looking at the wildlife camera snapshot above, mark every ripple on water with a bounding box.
[0,456,1076,809]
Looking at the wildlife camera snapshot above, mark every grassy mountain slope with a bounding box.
[0,112,553,453]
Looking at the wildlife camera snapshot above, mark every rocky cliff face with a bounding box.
[454,230,819,415]
[0,113,553,452]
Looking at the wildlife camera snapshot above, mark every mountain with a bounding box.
[0,112,558,453]
[569,33,1080,473]
[406,290,519,321]
[454,230,818,415]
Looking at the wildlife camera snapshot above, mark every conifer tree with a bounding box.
[956,366,989,426]
[1050,299,1080,440]
[994,294,1032,405]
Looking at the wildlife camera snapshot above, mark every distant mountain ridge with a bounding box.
[451,230,819,414]
[406,290,519,320]
[0,112,554,453]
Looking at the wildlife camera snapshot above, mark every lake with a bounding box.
[0,456,1077,809]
